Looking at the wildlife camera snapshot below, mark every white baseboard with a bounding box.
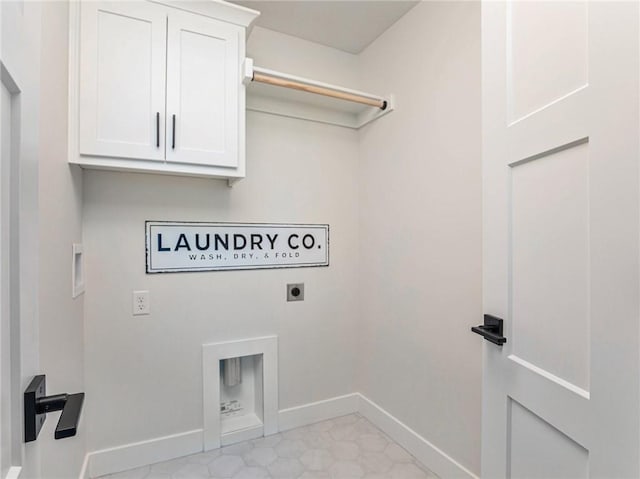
[4,467,21,479]
[278,393,360,431]
[357,394,478,479]
[82,392,476,479]
[86,429,203,478]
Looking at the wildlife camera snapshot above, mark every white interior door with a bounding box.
[165,10,240,168]
[481,2,639,478]
[79,1,167,161]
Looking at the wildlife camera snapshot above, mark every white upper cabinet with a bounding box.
[166,12,240,168]
[70,1,259,181]
[79,2,167,161]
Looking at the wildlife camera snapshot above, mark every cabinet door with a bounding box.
[165,12,240,168]
[79,2,167,160]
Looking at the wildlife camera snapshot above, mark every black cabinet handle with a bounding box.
[156,112,160,148]
[172,114,176,149]
[471,314,507,346]
[24,375,85,442]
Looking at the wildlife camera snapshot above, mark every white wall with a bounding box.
[82,26,361,452]
[81,5,483,477]
[37,1,86,477]
[357,2,482,475]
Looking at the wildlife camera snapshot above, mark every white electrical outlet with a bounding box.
[132,290,150,316]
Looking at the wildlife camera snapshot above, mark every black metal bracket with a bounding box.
[24,375,84,442]
[471,314,507,346]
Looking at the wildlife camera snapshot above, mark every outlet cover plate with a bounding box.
[132,290,150,315]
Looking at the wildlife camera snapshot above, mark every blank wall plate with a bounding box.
[72,244,84,298]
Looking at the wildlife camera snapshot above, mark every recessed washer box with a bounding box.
[202,336,278,449]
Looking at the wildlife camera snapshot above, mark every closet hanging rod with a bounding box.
[248,63,388,110]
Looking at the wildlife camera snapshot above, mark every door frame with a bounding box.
[0,60,23,479]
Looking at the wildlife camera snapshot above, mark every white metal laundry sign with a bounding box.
[145,221,329,273]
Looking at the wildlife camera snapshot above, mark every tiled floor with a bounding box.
[99,414,438,479]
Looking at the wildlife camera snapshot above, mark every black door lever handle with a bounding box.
[471,314,507,346]
[24,375,85,442]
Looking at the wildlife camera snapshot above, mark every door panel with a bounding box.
[511,141,590,390]
[79,2,166,160]
[508,1,588,122]
[508,399,588,479]
[165,11,240,167]
[481,2,639,477]
[178,29,226,152]
[96,12,153,144]
[507,355,589,445]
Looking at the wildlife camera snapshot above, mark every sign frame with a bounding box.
[145,221,330,274]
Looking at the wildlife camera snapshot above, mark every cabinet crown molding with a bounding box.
[149,0,260,31]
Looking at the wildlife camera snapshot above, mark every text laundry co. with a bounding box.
[146,222,329,273]
[156,232,320,252]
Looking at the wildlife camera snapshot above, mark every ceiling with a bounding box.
[230,1,419,54]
